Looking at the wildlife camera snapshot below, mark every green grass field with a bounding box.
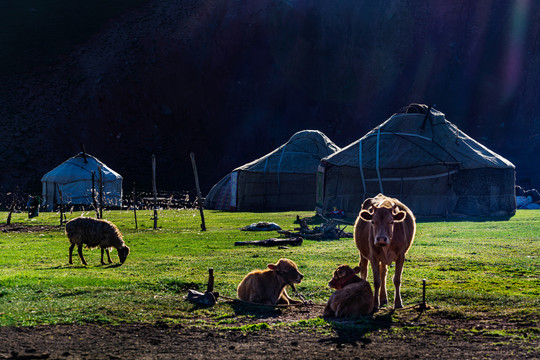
[0,209,539,331]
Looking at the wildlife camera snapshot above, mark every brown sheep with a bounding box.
[237,258,304,305]
[66,217,130,266]
[323,264,374,318]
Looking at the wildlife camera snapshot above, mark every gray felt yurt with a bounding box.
[205,130,340,211]
[316,104,516,217]
[41,152,123,211]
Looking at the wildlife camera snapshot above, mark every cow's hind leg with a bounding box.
[393,256,405,309]
[379,263,388,307]
[69,243,75,264]
[77,244,88,265]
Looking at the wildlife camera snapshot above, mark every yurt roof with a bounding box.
[235,130,341,174]
[41,152,122,184]
[324,107,514,172]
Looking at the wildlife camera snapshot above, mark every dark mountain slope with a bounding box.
[1,0,539,197]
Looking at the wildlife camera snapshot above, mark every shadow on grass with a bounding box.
[105,263,124,269]
[39,263,124,270]
[321,310,394,346]
[231,301,287,319]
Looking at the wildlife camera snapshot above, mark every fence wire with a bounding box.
[0,189,200,212]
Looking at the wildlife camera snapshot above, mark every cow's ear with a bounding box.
[267,263,277,271]
[352,266,361,274]
[359,209,373,221]
[361,197,373,210]
[393,210,407,222]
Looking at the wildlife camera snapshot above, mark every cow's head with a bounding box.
[328,264,361,290]
[359,204,406,247]
[268,258,304,284]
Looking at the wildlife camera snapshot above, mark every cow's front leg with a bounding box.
[370,258,381,312]
[393,256,405,309]
[379,263,388,307]
[359,256,369,280]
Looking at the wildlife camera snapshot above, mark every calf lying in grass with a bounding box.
[237,258,304,305]
[324,264,374,318]
[66,217,130,266]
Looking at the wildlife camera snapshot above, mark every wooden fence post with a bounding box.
[98,165,103,219]
[58,186,65,226]
[132,182,138,230]
[152,154,158,230]
[92,171,99,218]
[6,192,16,225]
[190,152,206,231]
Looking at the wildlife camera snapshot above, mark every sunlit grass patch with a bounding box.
[0,209,539,331]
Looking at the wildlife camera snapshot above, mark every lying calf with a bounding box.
[324,264,374,318]
[237,258,304,305]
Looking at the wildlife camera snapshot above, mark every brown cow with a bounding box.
[237,258,304,305]
[354,194,416,311]
[323,265,373,318]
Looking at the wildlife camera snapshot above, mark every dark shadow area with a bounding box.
[231,301,290,319]
[321,310,394,345]
[105,263,123,269]
[38,265,73,270]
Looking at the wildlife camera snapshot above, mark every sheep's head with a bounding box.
[118,246,130,264]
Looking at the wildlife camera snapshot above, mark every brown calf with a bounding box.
[324,265,373,318]
[354,194,416,311]
[237,258,304,305]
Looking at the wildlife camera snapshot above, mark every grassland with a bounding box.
[0,209,539,334]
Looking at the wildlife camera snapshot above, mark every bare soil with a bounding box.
[0,224,61,234]
[0,304,538,360]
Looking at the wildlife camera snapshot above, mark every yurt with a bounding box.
[316,104,516,217]
[41,152,123,211]
[205,130,340,211]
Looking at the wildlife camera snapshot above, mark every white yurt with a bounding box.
[41,152,123,211]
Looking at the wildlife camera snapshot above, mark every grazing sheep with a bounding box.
[66,217,130,265]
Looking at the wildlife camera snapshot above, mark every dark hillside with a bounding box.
[1,0,539,198]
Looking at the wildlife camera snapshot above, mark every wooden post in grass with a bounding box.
[206,268,214,293]
[92,171,99,219]
[421,279,427,310]
[98,165,103,219]
[6,192,16,225]
[132,182,138,230]
[152,154,158,230]
[190,152,206,231]
[58,186,65,226]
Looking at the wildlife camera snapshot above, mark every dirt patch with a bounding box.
[0,305,538,359]
[0,224,61,233]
